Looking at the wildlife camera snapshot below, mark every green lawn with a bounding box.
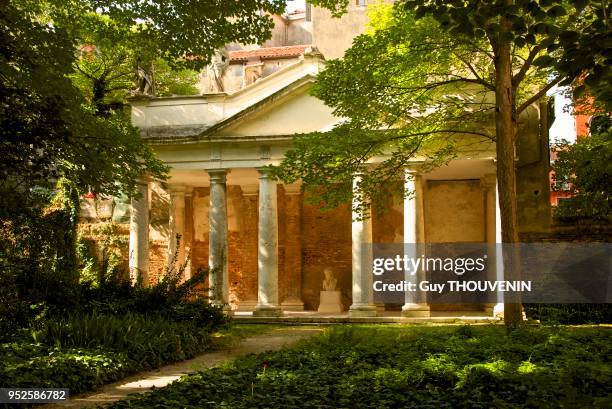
[108,325,612,409]
[212,323,287,349]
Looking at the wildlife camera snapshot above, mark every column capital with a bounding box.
[207,169,228,183]
[404,161,426,174]
[256,166,276,179]
[283,182,302,195]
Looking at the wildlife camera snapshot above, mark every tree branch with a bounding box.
[74,62,95,80]
[517,77,562,114]
[513,7,582,89]
[512,45,541,88]
[383,128,494,142]
[384,77,490,95]
[106,70,134,82]
[456,55,495,90]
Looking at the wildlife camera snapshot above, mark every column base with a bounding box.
[483,303,496,317]
[401,303,430,317]
[349,304,377,317]
[493,303,504,318]
[253,305,282,317]
[237,299,258,312]
[281,297,305,311]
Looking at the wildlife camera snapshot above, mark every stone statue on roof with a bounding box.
[207,48,229,93]
[134,58,155,96]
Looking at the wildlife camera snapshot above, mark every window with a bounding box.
[356,0,366,6]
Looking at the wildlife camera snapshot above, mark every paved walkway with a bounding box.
[47,326,323,408]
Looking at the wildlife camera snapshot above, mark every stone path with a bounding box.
[47,326,323,408]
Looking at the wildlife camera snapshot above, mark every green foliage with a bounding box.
[402,0,611,108]
[0,2,167,200]
[0,3,167,317]
[0,261,226,397]
[0,313,214,395]
[79,267,229,331]
[63,10,199,112]
[154,59,199,97]
[105,326,612,408]
[0,181,83,338]
[0,341,134,395]
[525,304,612,325]
[76,223,128,285]
[553,115,612,220]
[43,313,213,368]
[309,0,349,18]
[89,0,286,70]
[275,3,504,215]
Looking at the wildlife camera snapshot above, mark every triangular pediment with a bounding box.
[209,77,339,137]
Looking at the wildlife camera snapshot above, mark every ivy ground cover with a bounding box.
[108,325,611,409]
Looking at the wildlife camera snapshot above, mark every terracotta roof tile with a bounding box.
[229,45,311,62]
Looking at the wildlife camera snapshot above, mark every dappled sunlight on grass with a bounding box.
[517,361,538,375]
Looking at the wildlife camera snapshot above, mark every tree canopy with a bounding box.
[0,0,291,326]
[0,3,166,206]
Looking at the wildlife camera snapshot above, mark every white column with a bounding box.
[254,167,282,316]
[167,185,186,271]
[482,174,498,315]
[207,169,230,310]
[349,175,377,317]
[402,169,430,317]
[494,178,505,316]
[129,178,149,285]
[183,189,193,280]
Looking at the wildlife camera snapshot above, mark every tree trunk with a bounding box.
[93,79,108,116]
[493,6,522,329]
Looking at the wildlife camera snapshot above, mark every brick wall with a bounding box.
[301,193,352,310]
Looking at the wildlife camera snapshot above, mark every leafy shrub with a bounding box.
[0,312,217,399]
[553,115,611,221]
[0,341,134,394]
[79,266,229,331]
[43,312,213,369]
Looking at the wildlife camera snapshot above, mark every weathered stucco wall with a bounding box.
[424,180,486,243]
[516,104,552,233]
[312,3,369,59]
[264,14,313,48]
